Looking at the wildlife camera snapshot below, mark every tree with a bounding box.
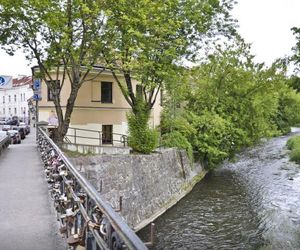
[100,0,236,153]
[0,0,105,143]
[161,37,300,168]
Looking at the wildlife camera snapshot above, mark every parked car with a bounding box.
[2,125,11,131]
[6,119,19,126]
[0,130,9,139]
[12,126,26,140]
[19,122,30,135]
[7,130,21,144]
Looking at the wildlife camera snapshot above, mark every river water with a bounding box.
[139,132,300,249]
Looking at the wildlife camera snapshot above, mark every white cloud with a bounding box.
[0,49,32,77]
[232,0,300,65]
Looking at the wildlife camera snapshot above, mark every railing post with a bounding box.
[74,128,77,144]
[99,131,101,146]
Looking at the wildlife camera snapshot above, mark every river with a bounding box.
[139,132,300,249]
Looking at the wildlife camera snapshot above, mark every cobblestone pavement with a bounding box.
[0,127,66,250]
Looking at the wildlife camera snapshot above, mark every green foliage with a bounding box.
[273,89,300,134]
[127,101,158,154]
[161,131,193,161]
[290,148,300,163]
[162,38,300,169]
[287,136,300,150]
[187,111,245,169]
[0,0,107,143]
[287,136,300,163]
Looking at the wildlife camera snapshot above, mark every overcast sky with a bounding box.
[1,0,300,77]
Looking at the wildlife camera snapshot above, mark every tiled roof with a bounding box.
[13,76,32,87]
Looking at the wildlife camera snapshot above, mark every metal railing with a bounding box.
[65,127,128,147]
[37,127,148,250]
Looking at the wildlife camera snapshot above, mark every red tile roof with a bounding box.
[12,76,32,87]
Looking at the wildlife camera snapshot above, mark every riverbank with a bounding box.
[69,148,206,231]
[139,132,300,249]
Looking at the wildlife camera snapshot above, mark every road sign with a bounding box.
[33,79,41,90]
[33,93,42,101]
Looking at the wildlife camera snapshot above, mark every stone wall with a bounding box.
[70,148,205,231]
[62,143,130,155]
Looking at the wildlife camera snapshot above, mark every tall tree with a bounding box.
[100,0,236,152]
[0,0,105,143]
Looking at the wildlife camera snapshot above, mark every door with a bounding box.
[102,125,113,144]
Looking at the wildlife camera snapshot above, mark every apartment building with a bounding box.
[34,67,162,145]
[0,76,33,122]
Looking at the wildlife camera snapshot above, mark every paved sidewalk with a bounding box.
[0,128,65,250]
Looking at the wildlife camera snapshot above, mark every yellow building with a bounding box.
[33,66,162,146]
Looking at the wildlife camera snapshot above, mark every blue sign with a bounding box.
[33,94,42,101]
[0,77,4,85]
[0,76,12,88]
[33,79,41,90]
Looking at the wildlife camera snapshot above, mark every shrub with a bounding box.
[161,131,193,160]
[287,135,300,163]
[290,147,300,163]
[127,102,158,154]
[287,136,300,150]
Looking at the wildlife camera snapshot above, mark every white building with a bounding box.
[0,76,33,122]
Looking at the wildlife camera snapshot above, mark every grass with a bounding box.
[286,136,300,163]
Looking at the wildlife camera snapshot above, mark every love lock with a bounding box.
[59,225,67,234]
[67,233,85,247]
[110,231,123,250]
[59,194,68,202]
[59,170,68,176]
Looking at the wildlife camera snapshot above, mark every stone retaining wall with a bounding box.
[62,143,130,155]
[70,148,205,231]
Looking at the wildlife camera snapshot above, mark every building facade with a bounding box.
[0,76,33,122]
[35,68,162,146]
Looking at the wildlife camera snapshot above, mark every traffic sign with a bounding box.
[33,79,41,90]
[33,93,42,101]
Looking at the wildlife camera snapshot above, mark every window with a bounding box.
[47,80,60,101]
[9,108,11,114]
[2,96,4,104]
[14,95,16,102]
[101,82,112,103]
[20,93,22,101]
[14,108,17,114]
[102,125,113,144]
[8,95,11,102]
[3,108,5,115]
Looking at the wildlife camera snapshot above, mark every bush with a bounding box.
[187,111,241,169]
[287,136,300,150]
[161,131,193,160]
[287,136,300,163]
[290,147,300,163]
[127,102,158,154]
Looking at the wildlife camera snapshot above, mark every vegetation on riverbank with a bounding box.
[287,136,300,163]
[161,38,300,170]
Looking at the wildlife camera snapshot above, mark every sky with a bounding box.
[1,0,300,77]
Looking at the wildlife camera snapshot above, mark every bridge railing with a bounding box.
[37,127,147,250]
